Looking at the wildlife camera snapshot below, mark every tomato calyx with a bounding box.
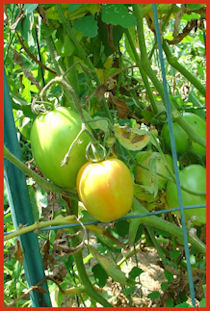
[85,142,107,163]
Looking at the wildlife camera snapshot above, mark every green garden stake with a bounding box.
[4,70,52,307]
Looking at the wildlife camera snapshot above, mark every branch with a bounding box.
[16,32,57,75]
[4,146,76,199]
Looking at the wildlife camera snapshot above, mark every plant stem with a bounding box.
[133,4,165,100]
[73,251,112,307]
[56,4,96,78]
[4,215,77,241]
[132,198,206,255]
[44,35,64,75]
[4,146,76,198]
[162,40,206,97]
[125,29,159,114]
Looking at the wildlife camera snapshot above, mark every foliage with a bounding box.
[4,3,206,308]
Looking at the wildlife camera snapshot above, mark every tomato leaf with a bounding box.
[114,124,150,151]
[73,15,98,38]
[102,4,136,28]
[92,263,108,288]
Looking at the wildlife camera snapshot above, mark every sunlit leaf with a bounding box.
[102,4,136,28]
[114,123,150,151]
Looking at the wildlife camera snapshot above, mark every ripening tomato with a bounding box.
[166,164,206,225]
[30,107,91,189]
[77,159,134,222]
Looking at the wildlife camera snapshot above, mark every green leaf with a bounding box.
[24,4,38,14]
[88,245,127,285]
[68,4,84,13]
[92,263,108,288]
[164,270,174,283]
[186,4,204,11]
[114,220,129,237]
[129,267,143,280]
[73,15,98,38]
[148,291,161,299]
[182,13,200,22]
[123,286,137,296]
[22,76,31,103]
[102,4,136,28]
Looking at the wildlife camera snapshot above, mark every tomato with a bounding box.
[30,107,91,189]
[166,164,206,225]
[136,151,173,190]
[161,112,206,156]
[161,122,189,154]
[182,112,206,156]
[77,159,134,222]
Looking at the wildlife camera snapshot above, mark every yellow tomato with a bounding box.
[77,159,134,222]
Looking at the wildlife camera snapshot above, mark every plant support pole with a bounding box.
[4,70,52,307]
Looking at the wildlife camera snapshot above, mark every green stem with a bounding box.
[73,251,112,307]
[149,4,176,60]
[44,35,64,75]
[4,215,77,241]
[56,4,96,78]
[132,198,206,255]
[146,227,169,266]
[133,4,165,100]
[125,29,159,114]
[162,40,206,97]
[4,146,76,198]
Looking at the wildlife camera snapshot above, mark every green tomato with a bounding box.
[182,112,206,156]
[166,164,206,225]
[136,151,173,190]
[30,107,91,190]
[161,122,190,154]
[161,112,206,156]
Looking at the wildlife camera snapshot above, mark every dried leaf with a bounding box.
[53,219,86,257]
[96,84,107,101]
[114,123,150,151]
[14,240,24,265]
[110,94,129,119]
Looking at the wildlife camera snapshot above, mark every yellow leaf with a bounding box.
[114,124,150,151]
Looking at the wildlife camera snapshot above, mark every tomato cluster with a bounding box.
[30,107,205,224]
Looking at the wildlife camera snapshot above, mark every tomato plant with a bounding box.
[30,107,91,189]
[77,159,134,222]
[166,164,206,225]
[136,151,173,190]
[4,3,206,308]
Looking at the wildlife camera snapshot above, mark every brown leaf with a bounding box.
[14,240,24,265]
[109,94,129,119]
[96,84,107,101]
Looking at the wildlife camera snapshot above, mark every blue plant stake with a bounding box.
[152,4,196,307]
